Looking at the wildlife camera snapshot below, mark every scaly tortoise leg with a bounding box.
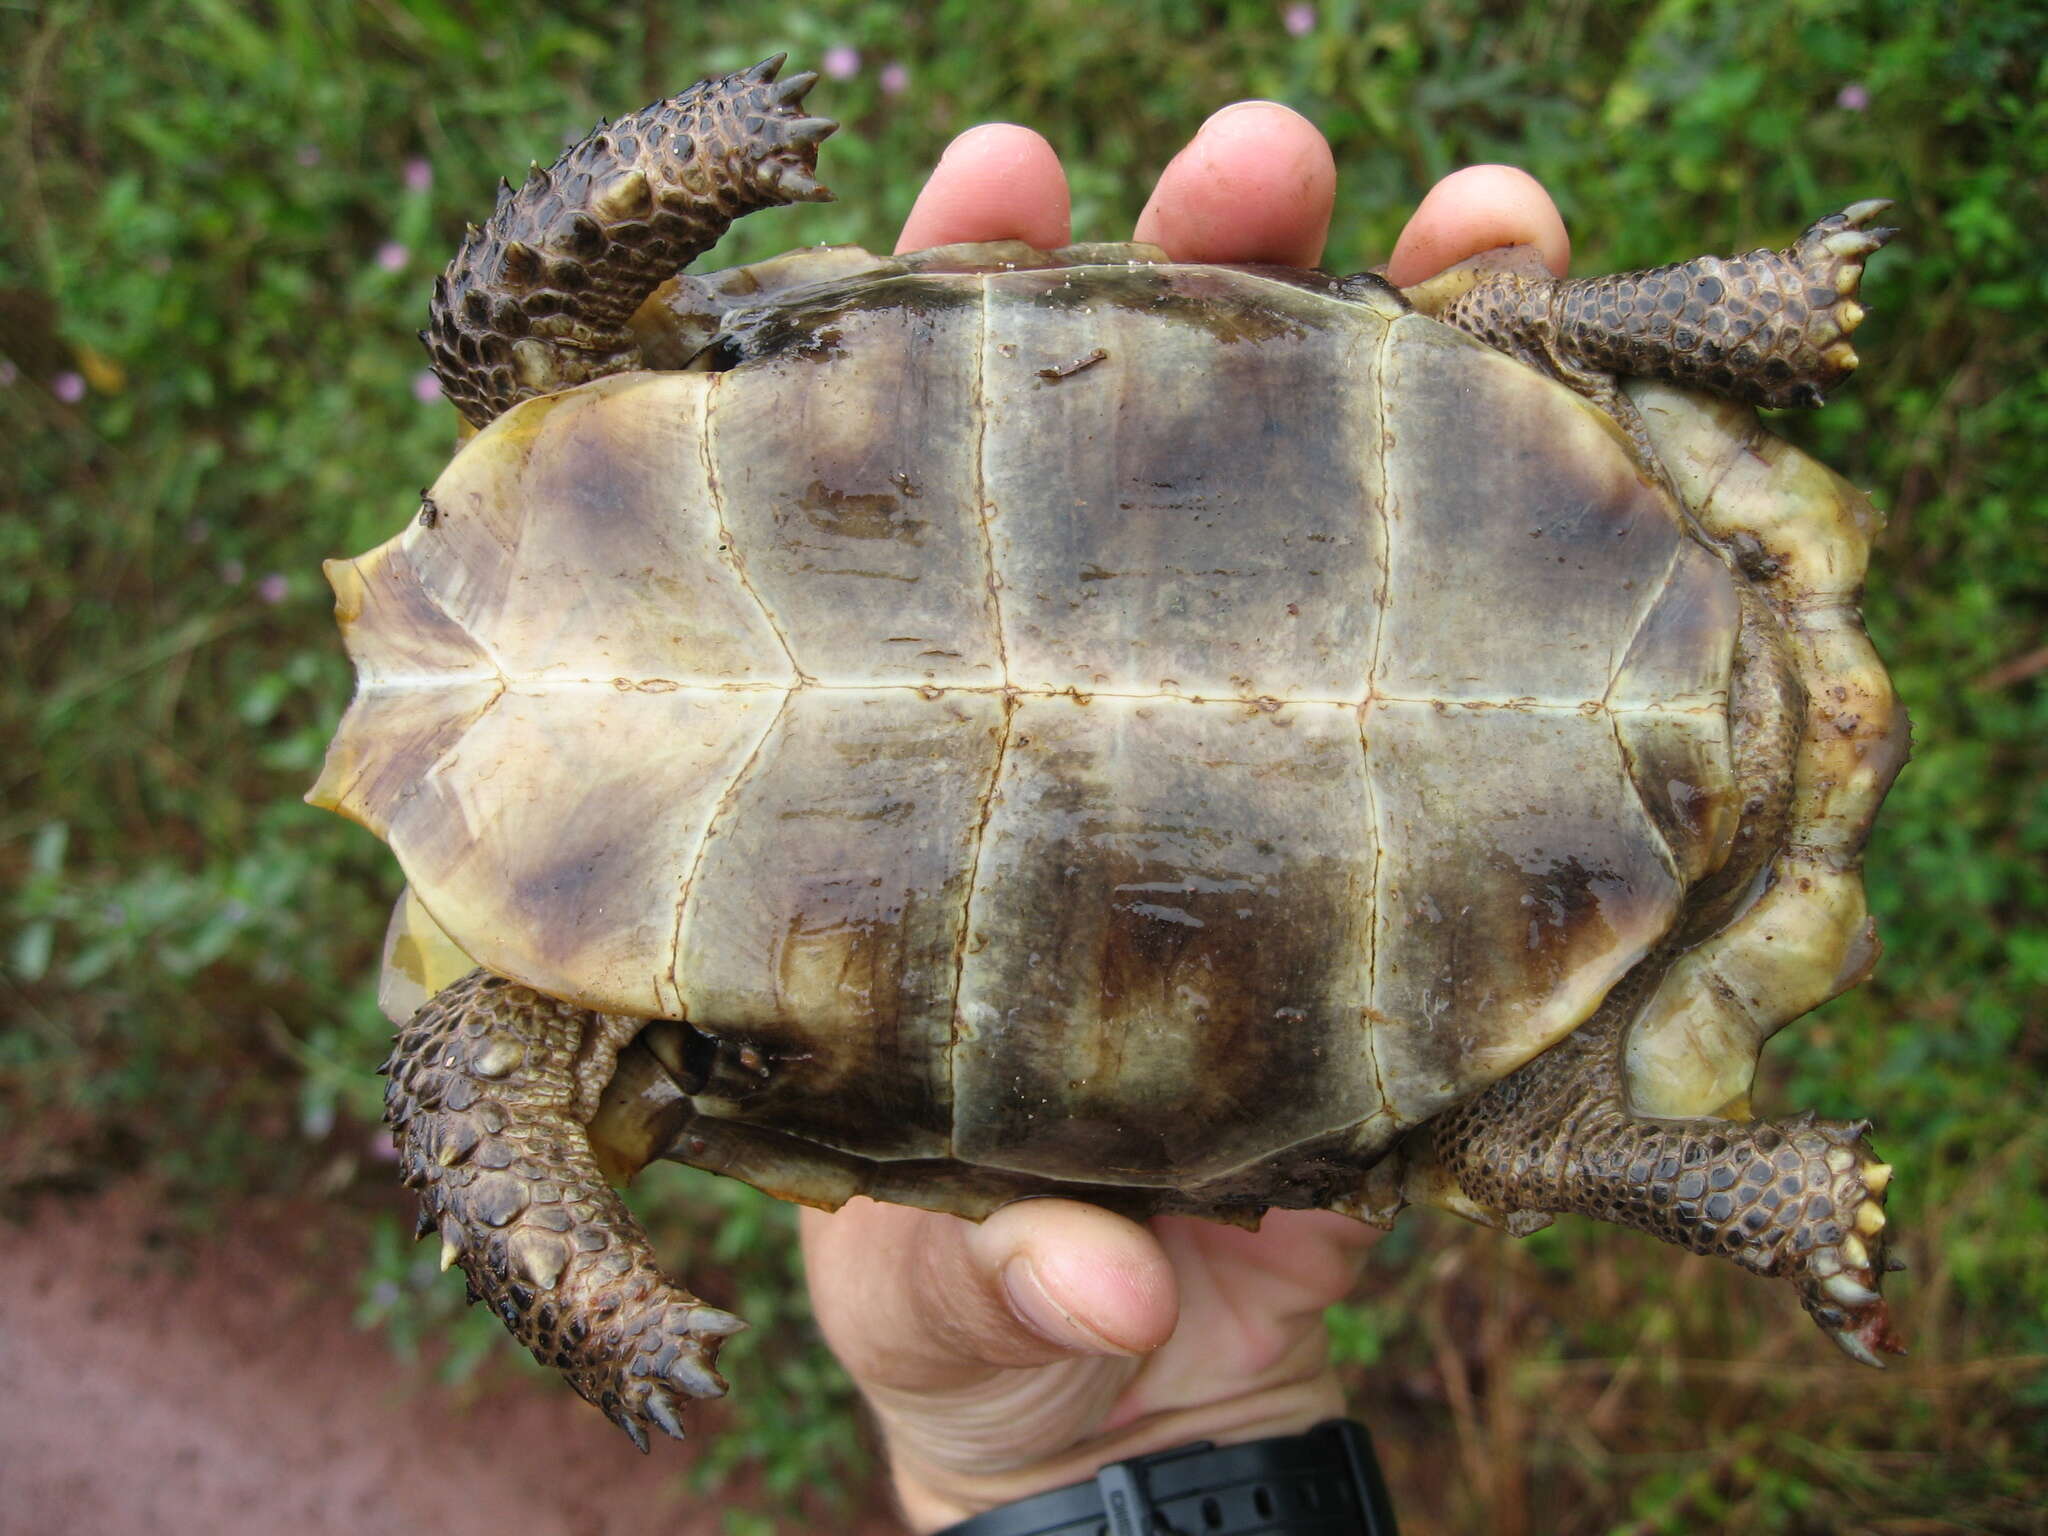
[423,55,835,429]
[1417,967,1902,1366]
[383,969,742,1451]
[1410,201,1896,474]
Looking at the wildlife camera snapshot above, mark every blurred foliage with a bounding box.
[3,0,2043,1531]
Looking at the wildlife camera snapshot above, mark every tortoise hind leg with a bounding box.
[383,969,743,1450]
[1413,977,1903,1366]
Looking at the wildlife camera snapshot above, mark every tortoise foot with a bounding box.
[384,969,745,1450]
[1565,1111,1905,1366]
[1769,1120,1904,1367]
[1757,199,1898,405]
[1428,1017,1906,1364]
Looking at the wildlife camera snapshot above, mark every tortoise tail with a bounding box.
[423,56,835,429]
[382,968,744,1451]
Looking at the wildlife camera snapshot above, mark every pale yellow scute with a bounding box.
[380,685,782,1016]
[308,370,804,1015]
[1625,857,1877,1118]
[308,679,502,832]
[1633,382,1905,863]
[377,884,477,1025]
[392,370,791,689]
[322,545,496,686]
[1621,384,1905,1118]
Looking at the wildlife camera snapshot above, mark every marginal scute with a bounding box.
[1621,380,1904,1120]
[376,887,474,1027]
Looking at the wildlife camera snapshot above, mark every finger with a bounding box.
[1385,163,1570,286]
[896,124,1072,254]
[1134,101,1335,266]
[800,1197,1178,1394]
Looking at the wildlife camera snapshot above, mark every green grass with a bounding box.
[4,1,2043,1530]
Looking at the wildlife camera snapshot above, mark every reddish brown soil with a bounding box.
[0,1182,897,1535]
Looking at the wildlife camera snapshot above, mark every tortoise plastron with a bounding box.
[316,58,1905,1448]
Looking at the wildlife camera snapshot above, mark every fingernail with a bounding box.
[1001,1257,1137,1357]
[1198,99,1294,133]
[938,122,1020,163]
[1203,100,1267,124]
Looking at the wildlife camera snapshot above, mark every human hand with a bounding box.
[801,104,1569,1534]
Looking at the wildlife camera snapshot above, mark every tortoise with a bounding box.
[310,58,1909,1450]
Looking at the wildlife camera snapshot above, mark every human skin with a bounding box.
[801,102,1570,1533]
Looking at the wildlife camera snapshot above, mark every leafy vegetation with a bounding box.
[4,1,2041,1531]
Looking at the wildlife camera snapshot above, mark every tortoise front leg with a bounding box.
[1408,201,1895,472]
[383,968,743,1451]
[424,56,835,429]
[1412,983,1903,1367]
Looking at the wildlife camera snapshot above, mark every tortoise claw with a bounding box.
[772,69,820,106]
[1828,1324,1887,1369]
[645,1390,688,1443]
[612,1411,652,1454]
[745,52,786,83]
[688,1305,747,1339]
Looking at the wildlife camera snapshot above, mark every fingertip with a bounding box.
[1135,100,1335,266]
[896,123,1072,253]
[1386,163,1570,287]
[972,1200,1179,1358]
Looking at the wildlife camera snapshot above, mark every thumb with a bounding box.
[800,1197,1179,1395]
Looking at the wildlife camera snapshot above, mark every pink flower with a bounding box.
[257,572,289,605]
[880,61,910,97]
[376,241,409,272]
[1836,83,1870,111]
[296,144,321,167]
[52,371,85,403]
[822,45,860,80]
[412,370,443,403]
[403,157,433,192]
[0,359,17,387]
[1283,2,1316,35]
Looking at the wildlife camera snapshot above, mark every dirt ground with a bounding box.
[0,1181,897,1536]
